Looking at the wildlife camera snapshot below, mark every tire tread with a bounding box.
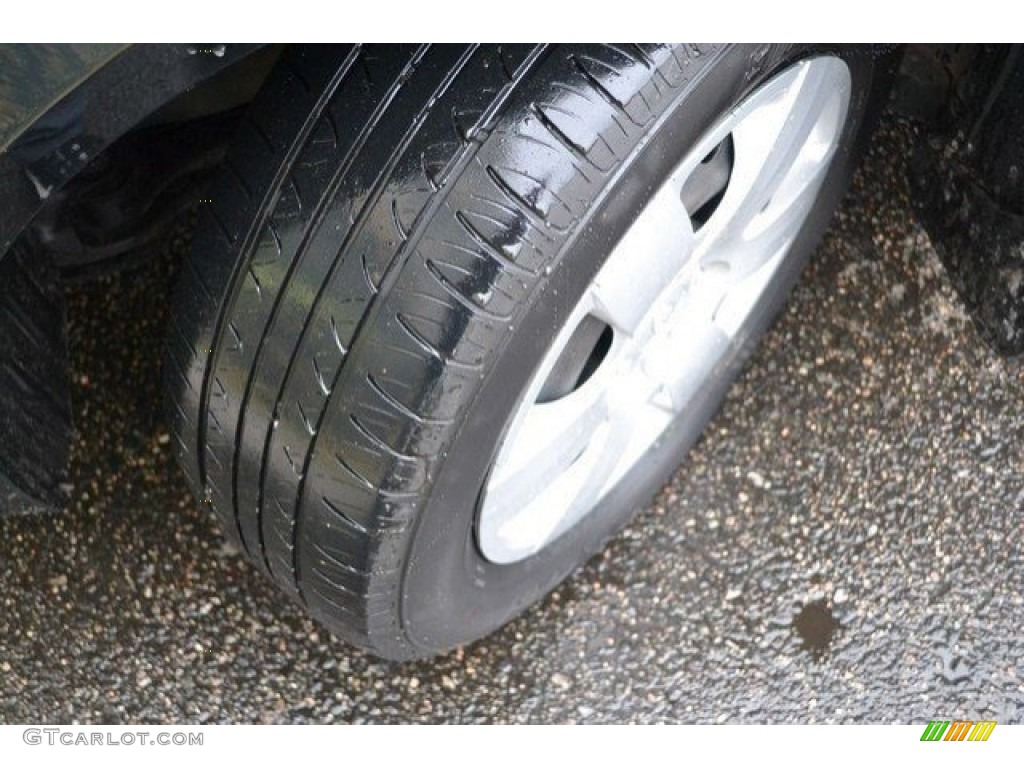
[167,43,715,657]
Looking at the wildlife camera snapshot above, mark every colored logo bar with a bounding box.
[920,721,997,741]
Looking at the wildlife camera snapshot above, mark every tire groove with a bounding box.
[286,46,548,610]
[195,44,364,525]
[366,372,452,426]
[454,210,543,277]
[531,102,589,162]
[213,46,372,564]
[321,495,370,536]
[288,48,552,622]
[349,413,418,461]
[253,44,441,592]
[568,54,641,127]
[424,257,514,321]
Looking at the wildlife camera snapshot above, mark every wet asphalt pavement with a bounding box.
[1,116,1022,723]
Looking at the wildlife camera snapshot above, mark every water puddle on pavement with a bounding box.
[793,599,840,661]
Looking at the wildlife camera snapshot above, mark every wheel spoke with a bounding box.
[661,324,732,412]
[483,386,609,547]
[565,408,636,516]
[704,61,834,248]
[748,185,819,254]
[588,183,696,337]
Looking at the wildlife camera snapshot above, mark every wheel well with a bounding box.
[0,44,286,510]
[30,44,285,279]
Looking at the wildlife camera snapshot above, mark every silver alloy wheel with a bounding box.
[477,56,852,565]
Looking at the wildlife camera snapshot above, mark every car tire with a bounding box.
[166,44,892,660]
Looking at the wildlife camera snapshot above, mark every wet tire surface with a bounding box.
[0,116,1022,723]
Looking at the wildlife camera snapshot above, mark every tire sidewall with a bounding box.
[397,44,883,655]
